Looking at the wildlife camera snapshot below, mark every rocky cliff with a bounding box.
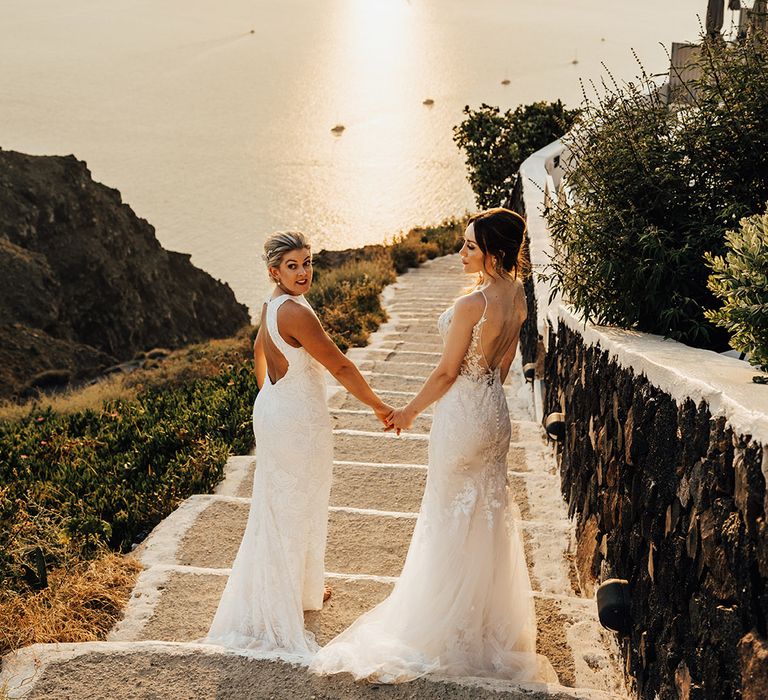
[0,150,250,398]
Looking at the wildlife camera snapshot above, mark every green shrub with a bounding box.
[453,101,579,209]
[390,233,434,273]
[416,220,466,256]
[705,206,768,376]
[546,34,768,347]
[0,361,257,592]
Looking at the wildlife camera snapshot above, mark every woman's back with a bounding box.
[260,294,325,387]
[478,279,526,367]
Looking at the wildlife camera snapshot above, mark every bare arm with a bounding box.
[392,294,485,429]
[279,301,391,423]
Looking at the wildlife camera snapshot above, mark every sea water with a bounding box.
[0,0,707,313]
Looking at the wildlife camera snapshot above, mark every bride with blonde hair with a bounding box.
[205,231,392,656]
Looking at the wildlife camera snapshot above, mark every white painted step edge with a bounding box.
[0,641,624,700]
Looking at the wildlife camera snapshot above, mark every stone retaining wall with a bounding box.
[542,319,768,700]
[515,139,768,699]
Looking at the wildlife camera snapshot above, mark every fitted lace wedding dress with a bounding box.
[310,291,543,682]
[205,294,333,656]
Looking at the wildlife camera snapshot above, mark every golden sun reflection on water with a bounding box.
[0,0,707,314]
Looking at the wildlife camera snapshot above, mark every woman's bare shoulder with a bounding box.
[453,290,486,318]
[276,296,318,331]
[511,278,527,318]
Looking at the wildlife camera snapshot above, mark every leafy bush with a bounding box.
[705,206,768,376]
[390,234,436,273]
[0,361,258,592]
[546,34,768,347]
[453,101,579,209]
[410,220,467,257]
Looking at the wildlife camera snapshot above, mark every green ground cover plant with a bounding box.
[545,34,768,347]
[0,361,257,594]
[453,101,579,209]
[706,205,768,379]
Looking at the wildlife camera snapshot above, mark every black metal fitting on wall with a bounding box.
[544,412,565,441]
[596,578,632,636]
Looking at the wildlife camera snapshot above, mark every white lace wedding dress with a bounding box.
[205,294,333,656]
[310,293,543,682]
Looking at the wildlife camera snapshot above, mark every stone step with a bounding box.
[167,495,573,590]
[221,455,542,528]
[326,413,532,472]
[362,349,443,363]
[393,309,447,315]
[354,372,427,393]
[0,642,623,700]
[392,323,443,336]
[170,498,416,576]
[379,331,444,343]
[330,408,433,434]
[375,340,446,353]
[387,306,450,314]
[392,281,463,289]
[327,508,416,577]
[389,307,450,314]
[334,428,429,464]
[358,359,438,376]
[389,326,442,338]
[384,294,458,302]
[327,388,419,411]
[329,461,427,512]
[107,567,620,695]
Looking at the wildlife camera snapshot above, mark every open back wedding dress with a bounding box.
[310,289,544,683]
[205,294,333,656]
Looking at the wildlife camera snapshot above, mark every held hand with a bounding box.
[373,402,395,431]
[390,406,416,435]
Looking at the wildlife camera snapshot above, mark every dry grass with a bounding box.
[124,326,255,394]
[0,326,256,423]
[0,373,136,422]
[0,553,142,656]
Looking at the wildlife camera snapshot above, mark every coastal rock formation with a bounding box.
[0,150,250,398]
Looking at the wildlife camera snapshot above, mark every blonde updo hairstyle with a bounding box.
[262,231,311,283]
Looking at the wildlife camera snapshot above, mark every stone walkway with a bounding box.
[0,255,627,700]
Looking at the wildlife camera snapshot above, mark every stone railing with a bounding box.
[517,142,768,700]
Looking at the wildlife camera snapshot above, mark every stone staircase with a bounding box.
[0,255,627,700]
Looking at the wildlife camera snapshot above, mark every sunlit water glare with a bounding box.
[0,0,711,313]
